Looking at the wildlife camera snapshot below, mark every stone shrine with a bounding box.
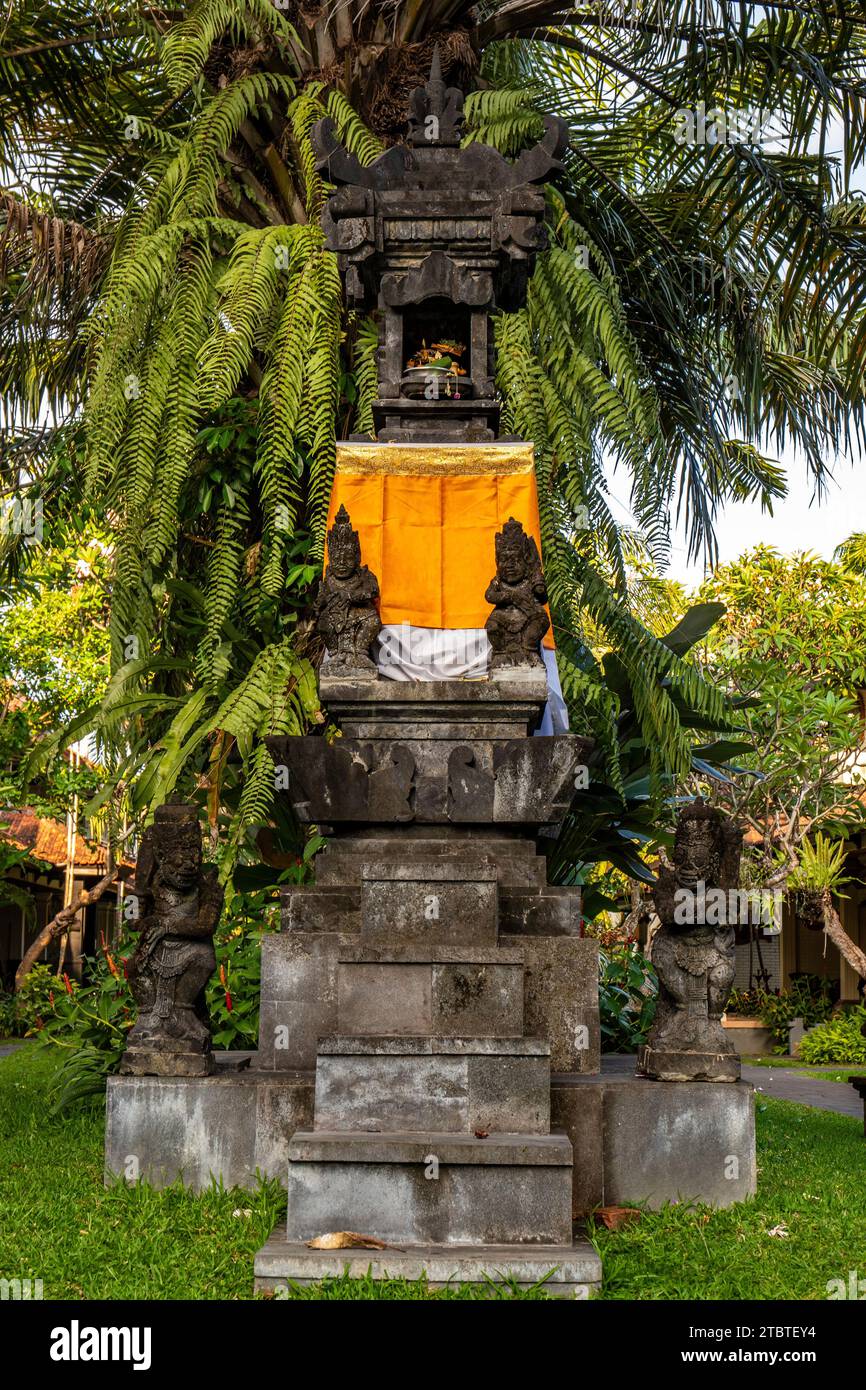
[313,45,567,443]
[105,55,757,1297]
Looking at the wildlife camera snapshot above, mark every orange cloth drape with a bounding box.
[325,442,554,647]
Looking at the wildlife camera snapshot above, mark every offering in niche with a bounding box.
[404,339,467,398]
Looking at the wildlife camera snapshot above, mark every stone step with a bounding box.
[281,886,361,935]
[285,1130,574,1247]
[314,837,548,889]
[361,862,498,945]
[255,1227,602,1298]
[337,945,525,1038]
[281,882,583,940]
[313,1035,550,1134]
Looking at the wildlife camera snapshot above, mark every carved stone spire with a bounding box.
[407,45,464,148]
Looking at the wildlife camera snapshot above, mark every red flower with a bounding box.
[225,991,233,1013]
[63,972,73,995]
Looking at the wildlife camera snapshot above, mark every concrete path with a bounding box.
[0,1043,21,1058]
[741,1063,863,1119]
[602,1053,863,1119]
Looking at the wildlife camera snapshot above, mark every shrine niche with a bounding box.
[312,48,568,443]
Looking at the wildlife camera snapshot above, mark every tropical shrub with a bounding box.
[726,987,767,1019]
[798,1007,866,1065]
[34,938,134,1112]
[12,963,76,1036]
[759,977,835,1049]
[206,886,283,1049]
[598,946,657,1054]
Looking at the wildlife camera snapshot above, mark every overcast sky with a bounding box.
[606,444,866,589]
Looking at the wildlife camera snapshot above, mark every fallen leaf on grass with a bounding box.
[594,1206,642,1232]
[767,1224,790,1238]
[306,1231,404,1251]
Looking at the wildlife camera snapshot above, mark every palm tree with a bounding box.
[4,1,866,873]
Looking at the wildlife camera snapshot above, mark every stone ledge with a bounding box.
[317,1035,549,1056]
[361,862,499,882]
[338,944,523,964]
[254,1226,602,1298]
[320,674,549,706]
[288,1130,572,1166]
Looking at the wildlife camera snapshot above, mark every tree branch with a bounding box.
[14,866,132,992]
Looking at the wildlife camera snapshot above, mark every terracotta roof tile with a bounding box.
[0,808,110,869]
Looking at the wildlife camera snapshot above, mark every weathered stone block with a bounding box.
[255,1234,603,1295]
[255,1228,603,1298]
[281,885,360,935]
[601,1078,756,1208]
[502,934,599,1072]
[499,886,581,937]
[361,863,498,945]
[258,931,356,1070]
[337,946,525,1038]
[337,962,433,1036]
[467,1055,550,1134]
[314,835,548,890]
[105,1065,314,1191]
[285,1131,574,1246]
[313,1038,550,1133]
[550,1080,604,1217]
[433,962,524,1036]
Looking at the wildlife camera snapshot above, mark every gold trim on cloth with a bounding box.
[335,442,536,477]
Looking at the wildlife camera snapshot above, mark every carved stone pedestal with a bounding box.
[252,671,602,1293]
[638,1044,740,1084]
[120,1040,215,1078]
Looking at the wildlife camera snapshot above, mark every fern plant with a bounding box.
[6,1,866,879]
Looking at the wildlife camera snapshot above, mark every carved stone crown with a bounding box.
[328,504,361,564]
[495,517,534,567]
[151,801,202,849]
[408,46,464,147]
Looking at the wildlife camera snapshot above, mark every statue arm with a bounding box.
[195,867,224,938]
[485,579,505,605]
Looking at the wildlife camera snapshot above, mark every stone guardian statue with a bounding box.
[485,517,550,670]
[121,802,222,1077]
[316,505,381,676]
[639,799,742,1082]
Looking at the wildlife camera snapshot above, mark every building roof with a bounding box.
[0,807,113,871]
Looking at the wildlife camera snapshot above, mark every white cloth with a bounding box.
[374,624,569,735]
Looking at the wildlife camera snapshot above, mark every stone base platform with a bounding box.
[105,1060,313,1190]
[254,1225,602,1299]
[552,1062,756,1213]
[638,1043,740,1083]
[104,1055,756,1211]
[285,1130,573,1246]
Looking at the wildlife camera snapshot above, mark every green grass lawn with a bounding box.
[2,1044,865,1300]
[743,1055,866,1083]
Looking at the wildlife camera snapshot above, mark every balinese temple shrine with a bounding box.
[315,49,568,727]
[105,53,757,1298]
